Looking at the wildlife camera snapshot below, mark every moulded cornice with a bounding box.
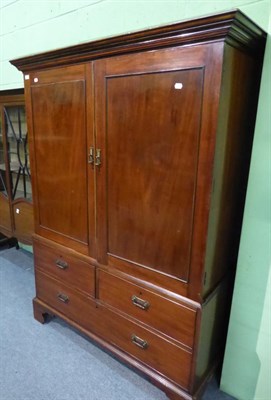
[10,9,266,72]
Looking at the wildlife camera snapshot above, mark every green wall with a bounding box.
[1,1,270,399]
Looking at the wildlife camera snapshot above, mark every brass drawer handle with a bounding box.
[57,293,69,303]
[55,259,68,270]
[131,295,150,310]
[88,146,94,164]
[95,149,101,167]
[131,334,148,350]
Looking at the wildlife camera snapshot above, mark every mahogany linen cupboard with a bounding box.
[11,10,266,400]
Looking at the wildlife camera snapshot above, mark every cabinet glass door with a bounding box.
[0,111,8,197]
[4,105,32,201]
[0,95,34,244]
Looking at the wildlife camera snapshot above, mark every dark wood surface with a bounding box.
[35,270,96,332]
[35,269,193,390]
[0,194,12,234]
[95,42,227,302]
[186,43,225,301]
[34,239,95,297]
[32,296,195,400]
[98,269,198,348]
[203,44,263,297]
[28,65,91,254]
[95,303,193,390]
[13,10,267,400]
[105,68,202,281]
[194,279,231,393]
[13,200,34,245]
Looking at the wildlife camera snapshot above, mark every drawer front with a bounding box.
[35,270,96,331]
[34,240,95,296]
[98,270,197,348]
[96,304,192,389]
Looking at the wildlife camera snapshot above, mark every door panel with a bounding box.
[30,66,91,252]
[96,50,204,282]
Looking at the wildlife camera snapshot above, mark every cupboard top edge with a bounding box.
[0,89,24,104]
[10,9,266,73]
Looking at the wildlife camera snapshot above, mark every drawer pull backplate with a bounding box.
[57,293,69,303]
[131,334,149,349]
[131,295,150,310]
[55,259,68,270]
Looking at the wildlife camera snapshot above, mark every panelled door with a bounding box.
[25,64,95,256]
[94,45,215,286]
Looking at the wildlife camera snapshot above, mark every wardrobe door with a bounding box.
[95,45,223,287]
[26,64,95,255]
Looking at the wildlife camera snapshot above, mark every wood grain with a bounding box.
[203,44,263,298]
[34,239,95,297]
[95,302,193,390]
[95,45,208,288]
[98,269,198,348]
[35,270,96,332]
[30,65,90,251]
[105,69,203,280]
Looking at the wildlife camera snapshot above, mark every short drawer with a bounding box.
[98,270,198,348]
[34,240,95,297]
[96,304,192,390]
[35,270,97,331]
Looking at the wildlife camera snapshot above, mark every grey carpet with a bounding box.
[0,248,235,400]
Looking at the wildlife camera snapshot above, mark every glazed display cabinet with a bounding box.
[0,90,34,245]
[11,10,266,400]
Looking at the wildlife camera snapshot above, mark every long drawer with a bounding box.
[34,239,95,297]
[98,270,198,348]
[96,303,192,390]
[35,268,193,390]
[35,270,97,332]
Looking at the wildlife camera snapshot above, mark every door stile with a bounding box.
[94,60,108,265]
[86,62,97,260]
[24,75,41,237]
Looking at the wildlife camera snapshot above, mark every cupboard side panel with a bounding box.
[194,278,230,391]
[187,43,225,302]
[203,45,264,298]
